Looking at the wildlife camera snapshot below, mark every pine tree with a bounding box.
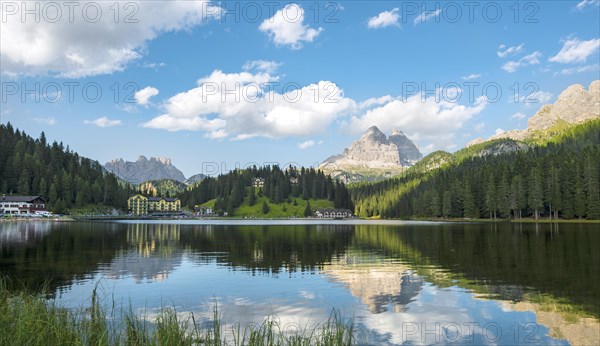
[304,201,312,217]
[585,158,600,219]
[262,200,270,214]
[442,191,451,219]
[484,173,497,219]
[528,167,544,220]
[249,186,256,206]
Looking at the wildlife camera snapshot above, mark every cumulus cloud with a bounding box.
[135,86,159,106]
[495,128,506,136]
[502,51,542,73]
[259,4,323,49]
[143,65,355,138]
[145,65,488,152]
[344,93,487,151]
[497,44,524,58]
[511,112,527,119]
[413,9,441,26]
[367,8,400,29]
[0,1,222,77]
[549,37,600,63]
[84,116,122,127]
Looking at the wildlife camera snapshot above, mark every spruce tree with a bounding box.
[304,201,312,217]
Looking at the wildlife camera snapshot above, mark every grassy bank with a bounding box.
[0,282,355,345]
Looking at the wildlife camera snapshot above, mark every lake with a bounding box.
[1,220,598,345]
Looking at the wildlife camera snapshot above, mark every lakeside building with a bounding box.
[314,208,353,219]
[193,205,215,217]
[0,195,48,215]
[127,194,181,215]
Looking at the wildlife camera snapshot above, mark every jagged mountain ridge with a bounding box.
[471,80,600,144]
[320,126,423,182]
[104,156,187,185]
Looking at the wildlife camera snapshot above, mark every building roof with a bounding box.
[0,195,45,203]
[128,195,179,202]
[148,197,179,202]
[315,208,353,213]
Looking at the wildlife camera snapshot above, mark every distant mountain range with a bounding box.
[320,127,423,182]
[104,156,205,185]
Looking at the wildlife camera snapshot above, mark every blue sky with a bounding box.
[1,0,599,177]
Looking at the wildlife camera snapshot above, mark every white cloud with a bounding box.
[259,4,323,49]
[475,122,485,131]
[413,9,441,26]
[358,95,395,109]
[549,37,600,64]
[0,1,222,78]
[575,0,600,10]
[242,60,282,74]
[495,128,506,135]
[145,65,487,151]
[497,44,524,58]
[461,73,481,80]
[143,66,355,138]
[502,51,542,73]
[33,117,56,125]
[141,62,167,70]
[135,86,159,106]
[344,94,487,152]
[367,8,400,29]
[511,112,527,119]
[84,117,122,128]
[556,64,600,75]
[298,140,317,149]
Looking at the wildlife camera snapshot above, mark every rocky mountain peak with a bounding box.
[321,126,423,181]
[154,157,172,166]
[104,156,186,184]
[361,126,387,143]
[390,128,404,136]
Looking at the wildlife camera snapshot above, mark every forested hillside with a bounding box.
[0,123,134,212]
[180,165,353,215]
[352,120,600,220]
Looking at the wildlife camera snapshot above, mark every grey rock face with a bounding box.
[321,126,423,174]
[105,156,186,184]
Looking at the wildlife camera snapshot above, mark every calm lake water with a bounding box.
[1,220,599,345]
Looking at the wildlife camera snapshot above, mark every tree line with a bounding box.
[351,120,600,220]
[0,123,134,213]
[179,165,353,215]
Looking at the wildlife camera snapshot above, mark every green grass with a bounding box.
[0,280,356,345]
[234,195,334,218]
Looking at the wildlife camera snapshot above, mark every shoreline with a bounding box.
[2,215,599,224]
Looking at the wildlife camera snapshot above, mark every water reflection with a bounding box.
[0,221,598,345]
[0,221,51,246]
[101,223,183,283]
[322,253,422,314]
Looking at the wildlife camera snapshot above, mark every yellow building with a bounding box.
[128,194,181,215]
